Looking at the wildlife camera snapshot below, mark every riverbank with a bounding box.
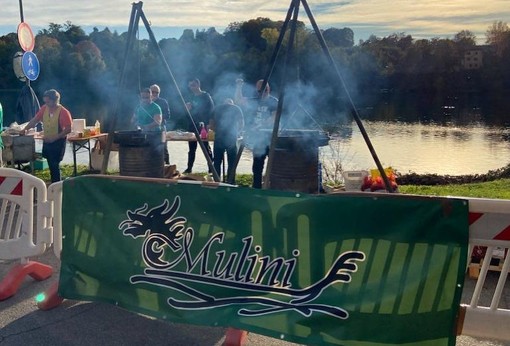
[396,163,510,185]
[28,161,510,200]
[59,139,510,178]
[32,138,510,199]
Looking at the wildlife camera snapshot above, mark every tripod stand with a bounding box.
[258,0,394,193]
[102,2,220,182]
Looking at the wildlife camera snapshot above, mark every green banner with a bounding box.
[59,176,469,346]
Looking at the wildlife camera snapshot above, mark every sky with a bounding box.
[1,0,509,44]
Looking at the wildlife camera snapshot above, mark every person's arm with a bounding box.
[21,117,38,135]
[209,107,216,131]
[141,115,162,131]
[20,108,43,135]
[264,98,278,127]
[58,110,72,138]
[238,107,245,133]
[163,100,171,120]
[205,93,214,125]
[132,107,139,128]
[151,103,163,129]
[234,79,246,106]
[150,114,163,128]
[141,106,162,131]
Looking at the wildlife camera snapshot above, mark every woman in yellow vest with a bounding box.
[21,89,72,182]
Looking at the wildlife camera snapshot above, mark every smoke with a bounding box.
[211,71,244,104]
[279,80,321,131]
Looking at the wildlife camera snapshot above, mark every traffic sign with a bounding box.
[21,51,40,81]
[17,22,35,52]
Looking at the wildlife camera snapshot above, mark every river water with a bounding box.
[60,118,510,177]
[324,120,510,175]
[54,94,510,177]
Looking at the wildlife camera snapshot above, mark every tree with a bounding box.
[0,34,21,88]
[453,30,477,46]
[322,27,354,48]
[486,21,510,57]
[179,29,195,42]
[33,35,64,92]
[89,27,124,78]
[486,21,509,45]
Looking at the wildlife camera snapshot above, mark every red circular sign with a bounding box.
[17,22,35,52]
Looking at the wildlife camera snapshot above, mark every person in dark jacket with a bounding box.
[184,78,214,173]
[210,98,244,184]
[234,79,278,189]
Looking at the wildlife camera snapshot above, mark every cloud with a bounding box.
[1,0,509,43]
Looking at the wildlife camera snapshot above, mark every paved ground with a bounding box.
[1,249,509,346]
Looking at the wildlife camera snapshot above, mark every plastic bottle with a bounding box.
[95,120,101,134]
[199,122,208,140]
[207,129,215,141]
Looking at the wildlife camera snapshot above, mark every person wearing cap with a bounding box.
[21,89,72,182]
[150,84,171,164]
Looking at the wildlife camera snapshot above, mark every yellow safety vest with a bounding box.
[42,105,62,137]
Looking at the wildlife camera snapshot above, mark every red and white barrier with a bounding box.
[461,197,510,341]
[469,197,510,240]
[0,168,54,300]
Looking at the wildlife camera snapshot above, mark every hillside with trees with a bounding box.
[0,19,509,129]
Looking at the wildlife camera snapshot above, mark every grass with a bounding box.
[32,164,115,182]
[31,164,510,200]
[398,178,510,199]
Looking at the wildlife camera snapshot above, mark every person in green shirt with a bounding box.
[133,88,162,131]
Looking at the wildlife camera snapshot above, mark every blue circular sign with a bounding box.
[21,51,40,81]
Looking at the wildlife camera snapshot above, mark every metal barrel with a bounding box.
[268,130,329,194]
[114,130,165,178]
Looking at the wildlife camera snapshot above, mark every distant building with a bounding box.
[461,47,483,70]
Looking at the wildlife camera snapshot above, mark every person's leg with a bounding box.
[204,141,213,160]
[47,158,61,183]
[164,144,170,164]
[212,144,224,181]
[252,146,268,189]
[225,143,237,185]
[43,142,62,183]
[252,155,263,188]
[201,141,214,174]
[186,141,197,173]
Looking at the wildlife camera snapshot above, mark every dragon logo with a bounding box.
[120,197,188,268]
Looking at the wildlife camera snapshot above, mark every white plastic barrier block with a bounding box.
[460,197,510,342]
[0,168,51,260]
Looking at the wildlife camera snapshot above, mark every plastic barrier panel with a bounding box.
[0,168,52,259]
[459,197,510,341]
[0,168,53,300]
